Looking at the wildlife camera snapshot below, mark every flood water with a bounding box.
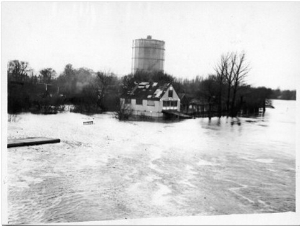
[6,100,296,224]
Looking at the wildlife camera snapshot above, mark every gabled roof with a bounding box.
[178,93,194,101]
[189,98,209,105]
[178,93,185,100]
[121,82,172,100]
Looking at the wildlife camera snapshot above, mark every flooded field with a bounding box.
[6,100,296,224]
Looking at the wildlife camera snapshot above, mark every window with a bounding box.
[163,100,177,108]
[136,99,143,105]
[125,98,131,104]
[168,90,173,97]
[147,100,155,106]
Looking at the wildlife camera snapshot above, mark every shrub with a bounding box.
[114,102,133,120]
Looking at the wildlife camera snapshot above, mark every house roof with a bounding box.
[178,93,185,100]
[121,82,172,100]
[178,93,194,101]
[189,98,210,105]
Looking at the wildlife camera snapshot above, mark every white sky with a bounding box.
[2,1,300,90]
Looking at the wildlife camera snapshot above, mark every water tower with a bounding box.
[131,35,165,74]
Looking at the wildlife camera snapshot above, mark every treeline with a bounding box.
[7,60,122,114]
[8,60,64,114]
[269,89,296,100]
[7,52,296,116]
[7,60,181,115]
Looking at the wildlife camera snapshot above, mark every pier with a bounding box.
[7,137,60,148]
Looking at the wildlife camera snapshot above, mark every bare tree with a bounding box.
[230,52,249,116]
[114,100,133,121]
[215,52,249,117]
[7,60,30,82]
[214,54,230,117]
[225,53,236,112]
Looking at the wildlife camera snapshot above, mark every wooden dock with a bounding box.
[7,137,60,148]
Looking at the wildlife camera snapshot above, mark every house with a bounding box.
[188,98,221,117]
[178,93,194,114]
[120,82,180,117]
[189,98,210,114]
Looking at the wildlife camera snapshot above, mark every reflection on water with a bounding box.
[7,100,296,224]
[200,100,295,157]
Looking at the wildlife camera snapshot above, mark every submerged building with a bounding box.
[121,82,180,117]
[131,35,165,74]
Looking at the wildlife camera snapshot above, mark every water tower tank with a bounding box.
[131,35,165,74]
